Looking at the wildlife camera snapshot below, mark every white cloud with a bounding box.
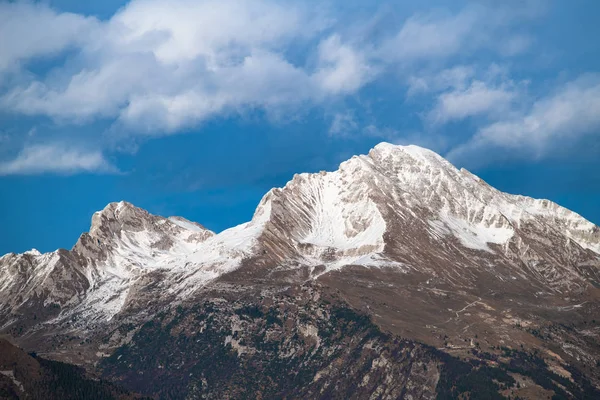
[428,80,518,124]
[1,57,154,121]
[0,2,99,74]
[108,0,315,65]
[0,0,539,136]
[378,4,537,65]
[447,75,600,163]
[329,111,358,135]
[314,35,375,95]
[407,65,476,96]
[0,0,561,175]
[0,0,341,132]
[115,50,317,132]
[0,144,117,176]
[381,9,480,62]
[407,64,524,125]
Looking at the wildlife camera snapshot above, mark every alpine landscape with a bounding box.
[1,144,599,399]
[2,0,600,398]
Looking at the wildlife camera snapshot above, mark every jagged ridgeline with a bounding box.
[1,143,599,399]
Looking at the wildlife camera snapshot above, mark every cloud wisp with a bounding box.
[424,66,525,125]
[0,143,117,176]
[447,75,600,165]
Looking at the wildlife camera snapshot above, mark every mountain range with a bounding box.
[1,143,599,399]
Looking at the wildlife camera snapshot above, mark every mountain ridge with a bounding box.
[2,142,599,322]
[3,143,598,260]
[1,142,599,399]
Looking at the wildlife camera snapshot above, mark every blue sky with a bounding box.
[0,0,599,255]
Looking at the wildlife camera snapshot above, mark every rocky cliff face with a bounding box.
[1,143,599,399]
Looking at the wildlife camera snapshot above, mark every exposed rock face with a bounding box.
[1,143,599,399]
[101,285,443,400]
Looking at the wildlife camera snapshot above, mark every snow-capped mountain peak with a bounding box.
[1,142,599,332]
[2,143,599,398]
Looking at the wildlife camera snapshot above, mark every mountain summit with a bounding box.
[1,143,599,399]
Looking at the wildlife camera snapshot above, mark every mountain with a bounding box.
[1,143,599,399]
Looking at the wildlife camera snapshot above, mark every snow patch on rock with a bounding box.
[429,213,514,252]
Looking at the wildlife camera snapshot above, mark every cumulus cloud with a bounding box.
[0,0,381,134]
[0,0,340,132]
[0,0,565,175]
[115,50,317,132]
[109,0,312,64]
[0,0,539,134]
[0,144,117,176]
[447,75,600,163]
